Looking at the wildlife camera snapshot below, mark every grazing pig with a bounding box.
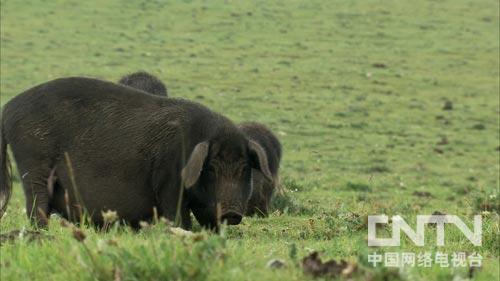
[238,122,282,217]
[118,71,168,96]
[115,75,283,218]
[0,77,272,229]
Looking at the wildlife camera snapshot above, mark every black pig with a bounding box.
[118,71,167,96]
[0,77,272,229]
[238,122,282,217]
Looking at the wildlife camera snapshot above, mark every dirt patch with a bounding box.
[412,191,433,198]
[302,252,357,279]
[0,229,52,245]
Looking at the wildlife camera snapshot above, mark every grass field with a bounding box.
[0,0,499,280]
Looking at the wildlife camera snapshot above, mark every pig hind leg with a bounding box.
[17,161,53,228]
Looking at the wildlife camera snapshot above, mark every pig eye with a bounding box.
[205,169,216,179]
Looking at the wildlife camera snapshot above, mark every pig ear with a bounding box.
[248,140,273,182]
[182,141,209,188]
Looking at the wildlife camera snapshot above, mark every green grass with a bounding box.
[0,0,499,280]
